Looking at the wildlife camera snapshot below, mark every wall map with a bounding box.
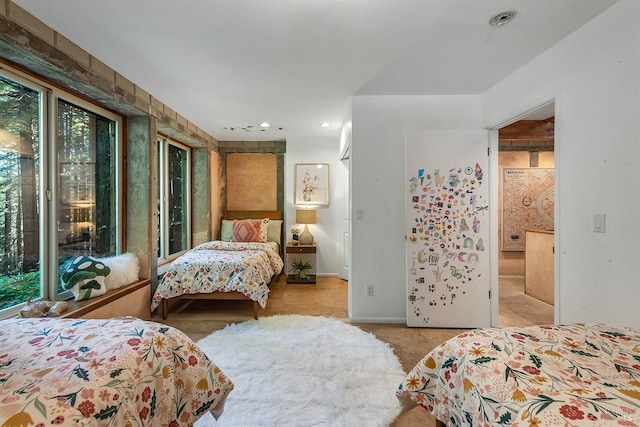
[407,164,487,323]
[502,168,554,251]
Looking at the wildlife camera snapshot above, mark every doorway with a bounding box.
[496,103,555,327]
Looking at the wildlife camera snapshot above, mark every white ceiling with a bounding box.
[14,0,617,142]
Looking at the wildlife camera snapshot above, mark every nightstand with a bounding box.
[286,243,317,284]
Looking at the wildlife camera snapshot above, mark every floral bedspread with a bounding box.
[151,241,283,312]
[0,317,234,426]
[397,323,640,426]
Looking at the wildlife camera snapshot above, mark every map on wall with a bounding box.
[502,168,554,251]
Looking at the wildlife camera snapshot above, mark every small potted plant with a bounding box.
[290,259,313,280]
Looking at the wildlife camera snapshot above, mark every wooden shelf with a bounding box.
[286,274,317,284]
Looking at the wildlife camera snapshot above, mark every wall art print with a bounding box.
[502,168,554,251]
[294,163,329,206]
[407,164,487,323]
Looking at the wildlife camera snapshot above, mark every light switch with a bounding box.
[593,214,606,233]
[356,209,364,221]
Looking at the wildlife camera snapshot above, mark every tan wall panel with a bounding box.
[525,230,555,305]
[226,153,277,211]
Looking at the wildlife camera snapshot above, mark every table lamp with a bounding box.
[296,208,316,245]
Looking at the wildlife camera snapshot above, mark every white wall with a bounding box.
[483,0,640,328]
[348,0,639,327]
[285,136,344,276]
[350,95,483,322]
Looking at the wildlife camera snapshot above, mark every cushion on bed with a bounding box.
[222,218,281,244]
[221,219,234,241]
[61,255,111,301]
[267,219,283,245]
[100,252,140,290]
[232,218,269,242]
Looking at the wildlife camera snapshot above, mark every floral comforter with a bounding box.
[397,323,640,426]
[0,317,233,426]
[151,241,283,312]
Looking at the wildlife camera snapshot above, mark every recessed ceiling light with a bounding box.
[320,122,331,128]
[489,10,517,27]
[259,122,271,128]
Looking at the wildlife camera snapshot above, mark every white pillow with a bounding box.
[100,253,140,290]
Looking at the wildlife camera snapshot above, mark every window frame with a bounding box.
[157,135,191,264]
[0,64,123,317]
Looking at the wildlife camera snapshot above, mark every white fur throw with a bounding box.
[100,253,140,290]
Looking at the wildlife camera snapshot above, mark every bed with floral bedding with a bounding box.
[397,323,640,427]
[0,317,233,427]
[152,240,284,320]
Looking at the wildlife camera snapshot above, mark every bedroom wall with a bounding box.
[285,136,343,276]
[483,0,640,328]
[350,95,483,323]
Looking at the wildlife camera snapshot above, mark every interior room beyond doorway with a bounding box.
[498,108,555,326]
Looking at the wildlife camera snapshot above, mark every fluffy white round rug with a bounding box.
[194,315,406,427]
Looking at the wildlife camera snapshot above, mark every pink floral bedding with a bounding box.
[151,241,283,312]
[397,323,640,426]
[0,317,233,426]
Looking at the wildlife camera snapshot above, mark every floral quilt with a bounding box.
[0,317,233,426]
[151,241,283,312]
[397,323,640,426]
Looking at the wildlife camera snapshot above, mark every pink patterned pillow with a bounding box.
[232,218,269,242]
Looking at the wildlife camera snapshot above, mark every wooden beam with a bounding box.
[499,119,554,141]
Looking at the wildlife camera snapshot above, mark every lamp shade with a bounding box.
[296,209,316,224]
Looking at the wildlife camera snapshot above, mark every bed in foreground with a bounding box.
[397,323,640,426]
[152,210,284,320]
[0,317,233,426]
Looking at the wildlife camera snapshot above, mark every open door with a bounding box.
[406,130,491,327]
[338,128,350,282]
[338,158,349,280]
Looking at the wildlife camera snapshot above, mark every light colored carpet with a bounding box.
[194,315,406,426]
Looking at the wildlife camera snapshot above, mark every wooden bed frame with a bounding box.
[160,210,284,320]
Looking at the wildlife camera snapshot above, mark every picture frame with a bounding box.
[294,163,330,206]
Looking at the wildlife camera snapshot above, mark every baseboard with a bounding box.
[348,316,406,324]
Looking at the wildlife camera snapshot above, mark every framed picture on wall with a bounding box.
[295,163,330,206]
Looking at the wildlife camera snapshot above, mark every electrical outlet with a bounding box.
[366,285,374,297]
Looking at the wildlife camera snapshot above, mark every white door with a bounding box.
[406,130,491,327]
[338,159,350,280]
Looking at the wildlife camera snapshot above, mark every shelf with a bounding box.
[286,274,317,284]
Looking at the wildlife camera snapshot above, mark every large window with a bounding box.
[0,68,121,315]
[157,137,190,261]
[57,99,118,290]
[0,75,41,310]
